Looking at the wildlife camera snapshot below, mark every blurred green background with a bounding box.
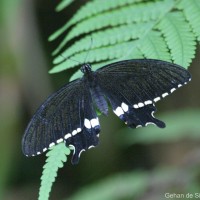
[0,0,200,200]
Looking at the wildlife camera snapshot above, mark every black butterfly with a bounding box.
[22,59,191,164]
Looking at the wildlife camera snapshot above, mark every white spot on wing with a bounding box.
[64,133,71,140]
[145,122,156,126]
[170,88,176,93]
[136,125,142,128]
[78,149,85,157]
[144,100,152,105]
[133,104,139,109]
[178,84,182,88]
[57,138,63,143]
[138,102,144,107]
[114,107,124,116]
[49,142,55,148]
[154,97,161,102]
[162,93,168,98]
[69,144,75,155]
[43,148,47,152]
[72,130,78,136]
[121,102,128,112]
[84,118,91,129]
[88,145,95,149]
[77,128,81,133]
[37,152,41,155]
[91,118,99,128]
[151,111,155,118]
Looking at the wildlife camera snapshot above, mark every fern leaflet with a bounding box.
[52,0,174,55]
[49,0,144,41]
[38,143,70,200]
[138,30,171,61]
[178,0,200,41]
[53,22,155,65]
[157,12,196,67]
[56,0,73,12]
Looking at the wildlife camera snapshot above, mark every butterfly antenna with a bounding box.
[84,36,93,64]
[60,54,81,65]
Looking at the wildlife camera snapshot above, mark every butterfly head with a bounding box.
[81,63,92,74]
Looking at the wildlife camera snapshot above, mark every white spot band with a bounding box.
[114,107,124,116]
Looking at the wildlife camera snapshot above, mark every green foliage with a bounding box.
[67,171,148,200]
[49,0,200,77]
[66,166,200,200]
[41,0,200,199]
[56,0,73,12]
[157,12,196,66]
[38,143,70,200]
[49,0,143,41]
[178,0,200,41]
[51,0,174,56]
[120,109,200,145]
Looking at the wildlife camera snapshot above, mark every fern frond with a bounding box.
[157,12,196,67]
[38,143,70,200]
[53,22,155,65]
[49,41,143,74]
[56,0,73,12]
[49,0,144,41]
[178,0,200,41]
[138,30,171,61]
[52,0,174,55]
[69,47,143,81]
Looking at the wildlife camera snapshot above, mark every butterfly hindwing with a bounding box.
[96,77,165,128]
[66,85,100,164]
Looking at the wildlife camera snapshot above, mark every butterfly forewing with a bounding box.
[96,59,191,107]
[22,78,101,164]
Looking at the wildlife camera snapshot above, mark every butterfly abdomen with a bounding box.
[85,72,108,116]
[90,85,108,116]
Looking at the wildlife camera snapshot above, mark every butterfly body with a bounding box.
[81,63,109,116]
[22,59,191,164]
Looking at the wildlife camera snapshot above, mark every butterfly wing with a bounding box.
[65,82,100,164]
[22,79,100,164]
[95,59,191,127]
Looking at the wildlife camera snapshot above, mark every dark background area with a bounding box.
[0,1,200,200]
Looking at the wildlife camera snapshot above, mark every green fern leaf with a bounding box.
[157,12,196,67]
[49,41,144,74]
[49,0,144,41]
[38,143,70,200]
[52,0,174,55]
[53,22,155,65]
[69,47,143,81]
[138,30,171,61]
[56,0,73,12]
[178,0,200,41]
